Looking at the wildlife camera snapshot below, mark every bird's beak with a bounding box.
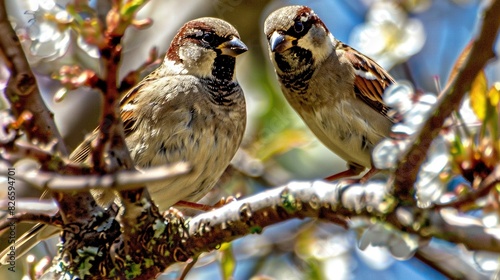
[218,37,248,57]
[269,31,294,53]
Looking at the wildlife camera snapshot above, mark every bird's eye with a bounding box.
[293,21,304,33]
[202,33,215,44]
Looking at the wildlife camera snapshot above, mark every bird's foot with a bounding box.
[324,169,361,182]
[324,167,379,183]
[173,196,237,212]
[173,201,213,211]
[359,167,379,183]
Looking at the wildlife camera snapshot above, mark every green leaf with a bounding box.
[470,71,488,121]
[125,262,142,279]
[305,259,323,280]
[219,243,236,280]
[66,4,84,24]
[488,82,500,106]
[486,83,500,141]
[120,0,147,17]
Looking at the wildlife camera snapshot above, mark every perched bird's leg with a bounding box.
[174,201,214,211]
[174,196,237,211]
[324,163,364,181]
[359,167,379,183]
[325,165,379,183]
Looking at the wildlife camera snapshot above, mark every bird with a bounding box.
[73,17,248,210]
[264,5,395,181]
[1,17,247,264]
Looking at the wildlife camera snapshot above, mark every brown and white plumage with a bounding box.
[1,17,247,264]
[72,17,248,210]
[264,6,394,180]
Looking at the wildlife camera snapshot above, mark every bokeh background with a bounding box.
[1,0,499,279]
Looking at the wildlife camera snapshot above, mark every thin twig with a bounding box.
[0,198,58,214]
[178,255,199,280]
[0,213,63,232]
[415,248,477,279]
[435,165,500,209]
[1,142,91,174]
[92,2,155,252]
[90,4,134,172]
[0,3,67,156]
[0,162,190,192]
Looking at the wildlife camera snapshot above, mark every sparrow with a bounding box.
[264,5,395,181]
[1,17,247,264]
[73,17,248,210]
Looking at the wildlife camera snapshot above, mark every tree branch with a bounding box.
[395,207,500,252]
[415,246,485,279]
[90,3,135,172]
[39,179,500,278]
[0,142,91,174]
[151,181,500,274]
[435,165,500,210]
[0,198,57,214]
[0,3,67,155]
[0,213,63,232]
[0,162,190,192]
[160,180,500,271]
[91,1,155,253]
[0,0,99,225]
[393,0,500,201]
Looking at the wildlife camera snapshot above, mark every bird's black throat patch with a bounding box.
[274,46,313,72]
[212,55,235,82]
[275,47,315,95]
[203,55,239,105]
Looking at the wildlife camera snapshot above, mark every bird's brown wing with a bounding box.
[338,43,395,122]
[70,131,95,163]
[69,76,150,163]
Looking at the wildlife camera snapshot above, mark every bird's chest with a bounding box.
[129,105,243,169]
[297,101,374,167]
